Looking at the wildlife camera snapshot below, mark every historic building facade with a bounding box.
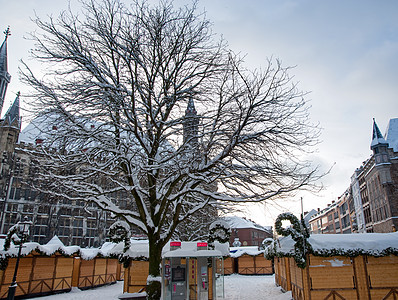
[309,118,398,234]
[225,216,272,247]
[0,31,115,246]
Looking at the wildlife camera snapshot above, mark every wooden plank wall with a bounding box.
[277,257,291,292]
[223,257,234,275]
[237,254,273,275]
[0,256,73,299]
[284,254,398,300]
[73,258,118,290]
[125,260,149,293]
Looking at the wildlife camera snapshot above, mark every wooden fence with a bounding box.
[236,254,273,275]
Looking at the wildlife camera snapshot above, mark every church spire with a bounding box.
[370,118,388,150]
[2,91,21,129]
[183,96,199,145]
[0,27,12,115]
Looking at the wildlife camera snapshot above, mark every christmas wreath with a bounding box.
[275,212,311,268]
[109,220,131,253]
[208,220,231,245]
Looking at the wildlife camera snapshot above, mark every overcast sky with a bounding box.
[1,0,398,226]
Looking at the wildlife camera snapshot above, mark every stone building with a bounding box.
[0,30,115,246]
[225,216,272,247]
[309,118,398,234]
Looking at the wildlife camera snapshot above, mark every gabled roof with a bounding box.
[2,92,20,129]
[224,216,272,233]
[370,118,388,150]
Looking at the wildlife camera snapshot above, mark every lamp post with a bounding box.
[7,217,31,300]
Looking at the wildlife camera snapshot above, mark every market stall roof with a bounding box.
[109,239,229,260]
[163,248,223,258]
[270,232,398,257]
[0,235,117,260]
[229,246,264,258]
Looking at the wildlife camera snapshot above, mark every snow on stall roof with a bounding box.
[229,246,264,258]
[273,232,398,257]
[0,235,119,260]
[111,239,229,259]
[0,238,229,261]
[161,241,229,258]
[45,235,64,246]
[224,216,271,232]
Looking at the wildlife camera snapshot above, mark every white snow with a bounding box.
[28,275,291,300]
[224,216,272,232]
[229,246,264,258]
[273,232,398,256]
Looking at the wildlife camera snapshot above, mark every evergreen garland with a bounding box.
[208,221,231,245]
[109,221,131,253]
[3,224,22,251]
[274,212,311,268]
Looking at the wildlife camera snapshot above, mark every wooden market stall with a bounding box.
[223,256,235,275]
[0,236,79,299]
[269,232,398,300]
[0,236,121,299]
[72,257,119,289]
[273,256,291,292]
[230,247,273,275]
[0,254,75,299]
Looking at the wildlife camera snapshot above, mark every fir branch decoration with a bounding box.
[109,221,131,253]
[209,220,231,246]
[3,224,22,251]
[275,212,311,268]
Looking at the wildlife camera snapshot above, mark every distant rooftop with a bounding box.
[385,118,398,152]
[224,216,272,232]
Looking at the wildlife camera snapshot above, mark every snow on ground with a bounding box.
[224,274,291,300]
[29,275,291,300]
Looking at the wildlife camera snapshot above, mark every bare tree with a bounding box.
[20,0,321,298]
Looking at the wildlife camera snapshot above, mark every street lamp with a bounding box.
[7,217,31,300]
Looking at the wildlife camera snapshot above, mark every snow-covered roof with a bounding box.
[385,118,398,152]
[371,119,388,149]
[0,235,117,260]
[107,239,230,260]
[271,232,398,257]
[224,216,271,232]
[229,246,264,258]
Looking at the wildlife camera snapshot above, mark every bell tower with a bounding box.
[0,27,11,116]
[183,96,199,148]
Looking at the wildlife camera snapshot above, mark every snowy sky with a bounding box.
[1,0,398,226]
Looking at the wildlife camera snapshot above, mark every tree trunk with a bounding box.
[146,240,163,300]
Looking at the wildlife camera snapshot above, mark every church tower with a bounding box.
[370,118,390,164]
[0,92,21,154]
[0,27,11,116]
[183,96,199,148]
